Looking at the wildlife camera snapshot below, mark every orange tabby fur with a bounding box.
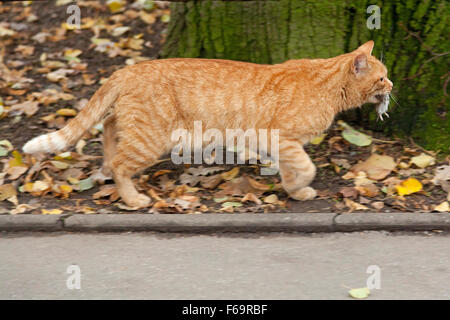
[23,41,393,208]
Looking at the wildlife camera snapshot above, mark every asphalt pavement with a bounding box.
[0,231,449,299]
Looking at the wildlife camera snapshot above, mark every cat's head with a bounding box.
[348,41,393,105]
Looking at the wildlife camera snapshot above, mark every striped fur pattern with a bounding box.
[23,41,393,208]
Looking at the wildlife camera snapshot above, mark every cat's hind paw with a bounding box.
[288,187,317,201]
[125,194,152,209]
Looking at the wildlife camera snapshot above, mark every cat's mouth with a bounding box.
[375,94,386,102]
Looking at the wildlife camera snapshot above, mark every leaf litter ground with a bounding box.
[0,1,449,215]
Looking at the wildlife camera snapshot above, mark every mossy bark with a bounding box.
[161,0,449,152]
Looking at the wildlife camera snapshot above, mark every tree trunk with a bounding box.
[161,0,449,152]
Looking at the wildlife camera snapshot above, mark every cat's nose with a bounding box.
[386,79,393,90]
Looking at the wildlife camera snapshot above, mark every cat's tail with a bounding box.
[23,73,121,154]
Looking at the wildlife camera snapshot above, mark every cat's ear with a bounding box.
[356,40,374,55]
[352,53,368,74]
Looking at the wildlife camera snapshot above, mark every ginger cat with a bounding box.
[23,40,393,208]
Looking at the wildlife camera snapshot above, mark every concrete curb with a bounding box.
[0,215,64,231]
[334,212,450,232]
[0,212,449,233]
[63,213,336,233]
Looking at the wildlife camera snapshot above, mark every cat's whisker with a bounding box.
[389,93,400,107]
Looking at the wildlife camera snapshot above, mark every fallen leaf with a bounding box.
[6,166,28,180]
[111,26,130,37]
[222,202,243,208]
[331,158,351,169]
[41,209,63,215]
[371,201,385,210]
[0,184,17,201]
[349,287,370,299]
[242,193,262,205]
[341,171,356,180]
[140,10,156,24]
[50,160,70,169]
[161,13,170,23]
[46,68,74,82]
[263,194,278,204]
[31,180,50,193]
[395,178,423,196]
[147,170,169,180]
[0,26,15,37]
[354,184,379,197]
[247,177,275,191]
[0,140,14,152]
[431,165,450,200]
[77,178,94,191]
[339,187,359,199]
[338,120,372,147]
[410,153,435,169]
[215,176,263,197]
[221,167,240,180]
[10,204,36,215]
[56,108,77,116]
[433,201,449,212]
[107,0,125,13]
[344,198,369,212]
[9,100,39,117]
[310,133,327,145]
[200,174,223,189]
[8,150,26,168]
[351,154,396,180]
[354,171,376,186]
[15,45,35,56]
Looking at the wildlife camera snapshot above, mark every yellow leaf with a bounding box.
[41,209,63,215]
[221,167,240,181]
[56,108,77,116]
[59,185,73,194]
[349,287,370,299]
[8,150,25,167]
[395,178,423,196]
[80,206,96,214]
[67,177,80,185]
[107,0,124,13]
[64,49,82,58]
[310,133,327,145]
[61,22,78,31]
[23,182,35,193]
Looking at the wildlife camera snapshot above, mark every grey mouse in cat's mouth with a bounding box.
[375,93,390,121]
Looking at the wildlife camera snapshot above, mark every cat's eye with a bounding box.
[380,77,384,82]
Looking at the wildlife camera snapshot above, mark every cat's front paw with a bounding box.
[125,194,151,208]
[288,187,317,201]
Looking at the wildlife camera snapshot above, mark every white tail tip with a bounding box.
[23,132,67,154]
